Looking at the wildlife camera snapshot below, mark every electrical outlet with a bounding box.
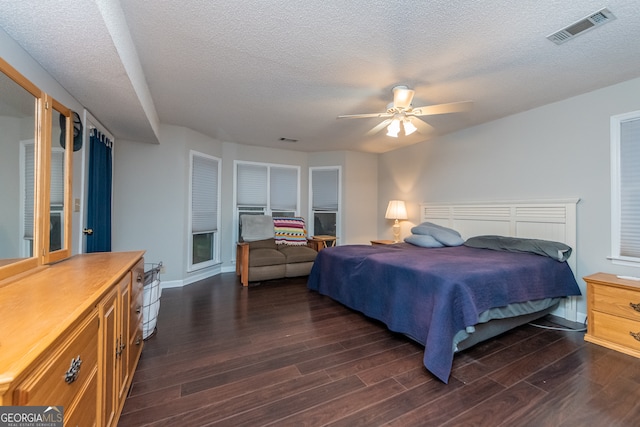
[160,265,166,274]
[74,198,80,212]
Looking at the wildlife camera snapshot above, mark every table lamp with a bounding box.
[385,200,408,242]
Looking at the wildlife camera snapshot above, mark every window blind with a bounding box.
[50,149,65,208]
[237,163,267,206]
[312,168,339,211]
[192,155,219,233]
[620,117,640,258]
[270,166,298,211]
[24,143,34,239]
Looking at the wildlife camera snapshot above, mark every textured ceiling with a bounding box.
[1,1,639,153]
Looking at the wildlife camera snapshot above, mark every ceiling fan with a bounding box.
[338,86,473,137]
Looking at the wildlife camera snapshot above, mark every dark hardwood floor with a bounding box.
[119,273,640,426]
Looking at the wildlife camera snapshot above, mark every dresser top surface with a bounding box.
[584,272,640,290]
[0,251,144,385]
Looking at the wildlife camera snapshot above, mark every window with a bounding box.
[189,151,220,271]
[235,161,299,240]
[611,111,640,265]
[310,167,340,238]
[49,147,65,252]
[20,142,65,256]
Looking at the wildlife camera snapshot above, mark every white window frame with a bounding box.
[611,110,640,266]
[309,166,341,240]
[233,160,300,246]
[188,151,221,272]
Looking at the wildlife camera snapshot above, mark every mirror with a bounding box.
[0,58,40,280]
[0,57,73,281]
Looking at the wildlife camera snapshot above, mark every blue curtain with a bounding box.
[86,129,112,252]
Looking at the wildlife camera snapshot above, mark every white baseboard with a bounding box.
[160,264,226,289]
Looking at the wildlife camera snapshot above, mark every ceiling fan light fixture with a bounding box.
[386,119,401,137]
[403,119,417,136]
[392,86,414,109]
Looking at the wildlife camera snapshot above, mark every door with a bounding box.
[82,115,113,253]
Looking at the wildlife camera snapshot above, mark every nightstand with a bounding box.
[370,239,395,245]
[311,235,337,251]
[584,272,640,358]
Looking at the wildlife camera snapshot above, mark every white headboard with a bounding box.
[419,199,580,321]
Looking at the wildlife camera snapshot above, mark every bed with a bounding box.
[307,199,582,383]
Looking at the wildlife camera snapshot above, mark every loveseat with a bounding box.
[236,215,322,286]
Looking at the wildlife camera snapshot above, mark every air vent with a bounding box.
[547,8,616,45]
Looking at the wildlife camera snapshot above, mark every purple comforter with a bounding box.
[307,243,581,383]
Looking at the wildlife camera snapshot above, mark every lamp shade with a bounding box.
[403,119,417,136]
[386,119,400,137]
[385,200,408,220]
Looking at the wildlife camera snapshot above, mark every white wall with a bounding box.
[309,150,379,245]
[112,125,222,285]
[378,76,640,319]
[343,151,378,244]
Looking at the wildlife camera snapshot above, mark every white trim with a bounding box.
[609,256,640,267]
[160,264,222,289]
[308,165,342,241]
[420,198,580,322]
[610,110,640,266]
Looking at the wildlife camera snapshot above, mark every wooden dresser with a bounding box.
[0,251,145,427]
[584,272,640,358]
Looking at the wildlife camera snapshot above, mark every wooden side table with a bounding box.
[370,239,395,245]
[311,235,337,251]
[584,272,640,358]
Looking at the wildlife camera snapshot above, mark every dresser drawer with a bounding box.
[591,284,640,321]
[65,367,97,427]
[590,310,640,353]
[14,310,99,406]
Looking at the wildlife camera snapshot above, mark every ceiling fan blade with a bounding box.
[365,118,393,136]
[410,101,474,116]
[393,86,415,109]
[337,112,393,119]
[411,117,435,134]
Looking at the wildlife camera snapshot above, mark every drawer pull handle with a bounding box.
[630,331,640,342]
[136,336,142,345]
[137,273,143,283]
[115,337,127,358]
[65,356,82,384]
[630,302,640,312]
[136,305,141,314]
